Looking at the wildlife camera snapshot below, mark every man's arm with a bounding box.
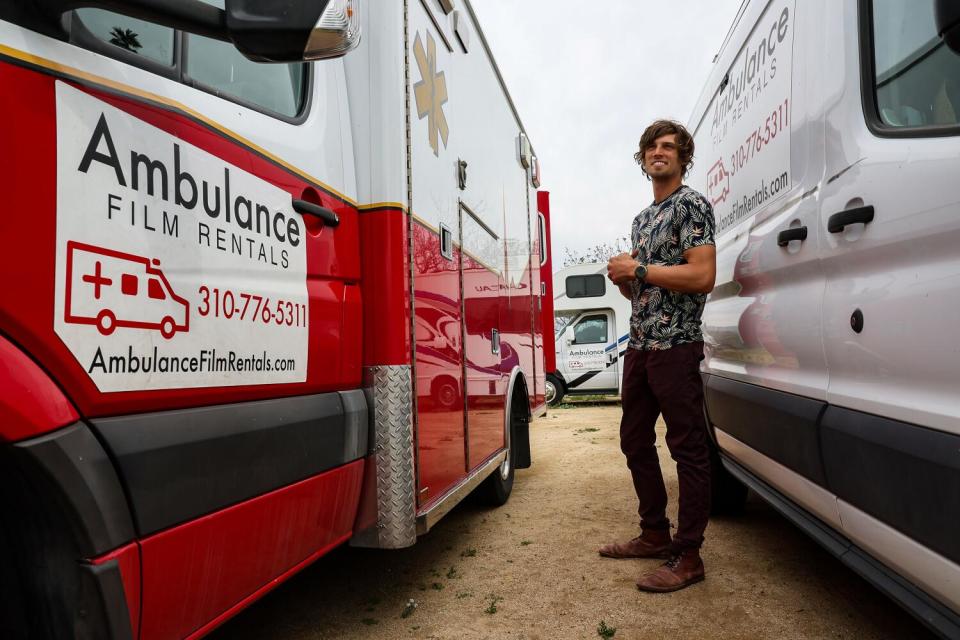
[617,282,632,299]
[607,245,716,294]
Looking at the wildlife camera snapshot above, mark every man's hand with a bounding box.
[607,249,639,285]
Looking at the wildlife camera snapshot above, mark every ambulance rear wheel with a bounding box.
[475,386,524,506]
[96,310,116,336]
[545,374,565,407]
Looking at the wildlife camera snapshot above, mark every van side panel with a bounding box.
[138,460,363,640]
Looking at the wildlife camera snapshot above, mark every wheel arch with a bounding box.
[504,366,532,470]
[1,424,137,639]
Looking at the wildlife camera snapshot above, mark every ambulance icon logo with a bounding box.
[413,31,449,157]
[707,158,731,206]
[65,241,190,339]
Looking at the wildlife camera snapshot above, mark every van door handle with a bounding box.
[293,200,340,227]
[828,205,874,233]
[777,227,807,247]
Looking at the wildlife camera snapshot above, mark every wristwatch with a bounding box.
[634,263,648,282]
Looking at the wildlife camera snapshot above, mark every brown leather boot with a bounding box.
[635,549,705,592]
[598,528,672,559]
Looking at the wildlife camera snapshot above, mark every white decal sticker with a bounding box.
[692,0,795,237]
[54,82,308,391]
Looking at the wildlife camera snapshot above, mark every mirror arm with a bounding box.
[935,0,960,54]
[38,0,229,42]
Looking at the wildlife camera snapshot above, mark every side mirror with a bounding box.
[936,0,960,54]
[226,0,361,62]
[37,0,361,62]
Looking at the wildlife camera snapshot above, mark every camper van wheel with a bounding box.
[545,374,565,406]
[161,317,176,339]
[96,310,116,336]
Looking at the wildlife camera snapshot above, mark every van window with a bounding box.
[867,0,960,132]
[573,315,608,345]
[566,274,606,299]
[74,9,174,66]
[148,279,166,300]
[184,0,306,118]
[71,5,308,119]
[121,273,138,296]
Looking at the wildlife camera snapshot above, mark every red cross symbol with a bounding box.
[82,261,112,299]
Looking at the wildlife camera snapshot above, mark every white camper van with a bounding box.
[688,0,960,637]
[548,263,632,405]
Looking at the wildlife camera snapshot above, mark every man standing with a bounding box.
[601,119,716,593]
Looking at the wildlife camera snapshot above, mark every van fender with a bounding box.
[1,336,137,638]
[0,334,78,443]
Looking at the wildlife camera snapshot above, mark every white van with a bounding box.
[687,0,960,637]
[547,263,631,405]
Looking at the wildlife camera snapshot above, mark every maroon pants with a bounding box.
[619,342,711,552]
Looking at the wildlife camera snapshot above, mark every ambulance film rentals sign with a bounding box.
[699,0,795,237]
[54,82,308,391]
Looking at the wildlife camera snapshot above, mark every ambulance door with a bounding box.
[562,310,619,393]
[461,203,506,469]
[412,218,467,508]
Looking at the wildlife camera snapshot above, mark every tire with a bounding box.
[475,386,524,506]
[545,374,565,407]
[0,517,27,639]
[709,441,748,515]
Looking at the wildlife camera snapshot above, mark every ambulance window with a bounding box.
[121,274,138,296]
[69,2,308,121]
[148,279,166,300]
[184,1,307,118]
[566,274,606,299]
[73,9,175,66]
[573,315,608,345]
[866,0,960,133]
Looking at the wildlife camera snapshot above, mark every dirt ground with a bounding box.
[210,403,937,640]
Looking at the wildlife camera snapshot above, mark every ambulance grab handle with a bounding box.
[293,200,340,227]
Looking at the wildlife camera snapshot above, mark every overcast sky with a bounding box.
[470,0,745,267]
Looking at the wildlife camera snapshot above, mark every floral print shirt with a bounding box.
[629,185,715,351]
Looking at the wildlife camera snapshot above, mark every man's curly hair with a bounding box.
[633,119,695,179]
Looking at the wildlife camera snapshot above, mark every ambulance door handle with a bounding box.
[828,205,874,234]
[293,200,340,227]
[776,226,807,247]
[607,352,617,364]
